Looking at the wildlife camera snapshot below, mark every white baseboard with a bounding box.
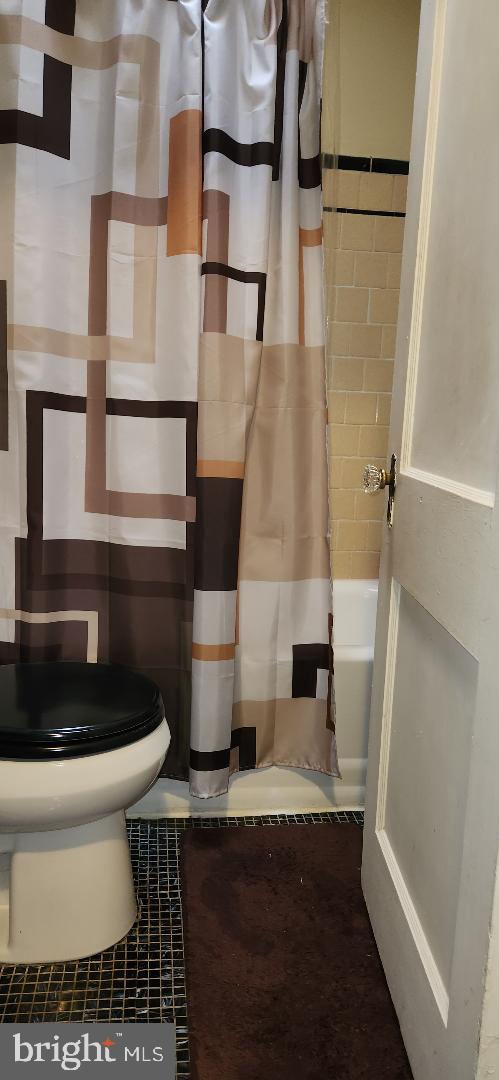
[129,759,366,818]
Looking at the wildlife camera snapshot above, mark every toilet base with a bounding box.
[0,811,137,964]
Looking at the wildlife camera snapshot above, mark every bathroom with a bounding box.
[0,0,498,1077]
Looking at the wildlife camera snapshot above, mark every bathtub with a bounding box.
[132,579,378,817]
[331,578,378,805]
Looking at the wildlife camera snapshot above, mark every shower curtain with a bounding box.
[0,0,338,797]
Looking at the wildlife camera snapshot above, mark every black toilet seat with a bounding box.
[0,662,165,760]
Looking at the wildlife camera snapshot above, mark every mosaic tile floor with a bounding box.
[0,811,364,1078]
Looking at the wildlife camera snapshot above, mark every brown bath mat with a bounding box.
[181,823,412,1080]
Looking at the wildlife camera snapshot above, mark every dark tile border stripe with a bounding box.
[372,157,409,175]
[322,206,406,218]
[322,153,409,175]
[335,207,405,218]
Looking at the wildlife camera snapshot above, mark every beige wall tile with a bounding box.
[330,489,356,519]
[345,391,377,424]
[322,167,405,580]
[341,457,366,489]
[323,238,336,291]
[367,520,383,551]
[354,251,388,288]
[336,520,368,551]
[328,322,351,355]
[350,323,382,357]
[359,172,394,212]
[330,356,365,391]
[363,358,394,392]
[376,393,392,425]
[374,215,405,252]
[322,169,365,211]
[392,174,408,213]
[359,424,389,457]
[323,210,340,251]
[340,213,375,251]
[331,423,360,456]
[355,490,385,520]
[332,551,352,578]
[331,249,355,285]
[335,286,369,322]
[381,324,397,358]
[387,252,402,288]
[330,458,343,488]
[327,391,346,423]
[350,551,380,579]
[322,168,335,208]
[335,169,362,209]
[369,287,400,325]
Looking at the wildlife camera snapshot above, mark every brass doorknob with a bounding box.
[363,454,397,528]
[363,463,388,494]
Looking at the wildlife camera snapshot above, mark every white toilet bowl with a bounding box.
[0,662,170,964]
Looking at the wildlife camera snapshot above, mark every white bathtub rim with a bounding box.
[129,760,366,818]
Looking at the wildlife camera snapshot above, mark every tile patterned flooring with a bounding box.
[0,811,364,1078]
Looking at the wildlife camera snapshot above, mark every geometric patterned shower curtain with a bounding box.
[0,0,338,797]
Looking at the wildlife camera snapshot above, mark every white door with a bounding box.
[361,0,499,1077]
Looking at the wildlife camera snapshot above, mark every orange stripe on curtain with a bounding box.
[197,459,245,479]
[192,643,236,662]
[298,225,323,345]
[167,109,202,256]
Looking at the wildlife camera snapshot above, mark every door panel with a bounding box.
[385,587,477,989]
[409,0,499,496]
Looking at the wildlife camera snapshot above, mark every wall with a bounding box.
[322,0,420,578]
[332,0,421,160]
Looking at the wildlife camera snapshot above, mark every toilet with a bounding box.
[0,662,169,965]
